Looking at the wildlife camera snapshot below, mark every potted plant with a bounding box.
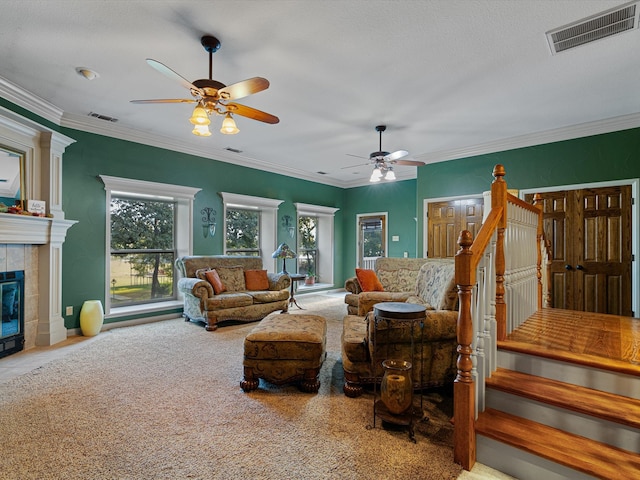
[305,266,316,285]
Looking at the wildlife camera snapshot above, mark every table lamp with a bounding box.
[272,243,296,274]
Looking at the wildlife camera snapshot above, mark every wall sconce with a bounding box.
[282,215,295,238]
[201,207,217,238]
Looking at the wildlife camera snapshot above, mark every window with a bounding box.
[295,203,339,285]
[357,213,387,269]
[109,196,176,307]
[100,176,201,315]
[298,215,317,277]
[225,208,260,256]
[220,192,283,270]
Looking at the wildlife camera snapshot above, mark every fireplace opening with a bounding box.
[1,270,25,358]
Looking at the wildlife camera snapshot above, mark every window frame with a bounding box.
[294,202,339,286]
[100,175,201,317]
[220,192,284,271]
[224,206,261,256]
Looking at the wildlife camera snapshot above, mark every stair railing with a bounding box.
[453,165,545,470]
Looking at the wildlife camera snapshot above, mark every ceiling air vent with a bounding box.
[546,1,639,54]
[88,112,118,122]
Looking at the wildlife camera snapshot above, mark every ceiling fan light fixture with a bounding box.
[220,113,240,135]
[385,168,396,181]
[192,124,212,137]
[189,104,210,125]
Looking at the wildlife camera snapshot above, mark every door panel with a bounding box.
[427,198,484,258]
[526,185,631,316]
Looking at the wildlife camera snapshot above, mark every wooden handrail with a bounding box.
[453,164,547,471]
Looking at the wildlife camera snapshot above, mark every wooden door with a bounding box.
[427,198,484,258]
[526,186,632,316]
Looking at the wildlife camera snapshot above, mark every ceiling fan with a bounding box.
[131,35,279,136]
[345,125,425,182]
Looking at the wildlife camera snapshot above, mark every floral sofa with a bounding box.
[176,255,290,331]
[341,258,459,397]
[344,257,430,316]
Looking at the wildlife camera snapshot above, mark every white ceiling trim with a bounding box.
[2,75,639,189]
[0,75,63,126]
[415,112,640,165]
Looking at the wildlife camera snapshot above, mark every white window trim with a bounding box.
[295,202,339,285]
[100,175,201,317]
[220,192,284,272]
[356,212,389,268]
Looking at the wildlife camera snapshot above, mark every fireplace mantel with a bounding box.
[0,213,76,245]
[0,106,77,348]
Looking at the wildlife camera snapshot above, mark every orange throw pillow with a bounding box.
[205,269,227,295]
[244,269,270,291]
[355,268,384,292]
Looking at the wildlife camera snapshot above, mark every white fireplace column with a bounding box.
[0,107,77,347]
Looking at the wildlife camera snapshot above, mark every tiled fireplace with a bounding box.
[0,106,76,352]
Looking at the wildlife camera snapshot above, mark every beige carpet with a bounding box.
[0,293,462,479]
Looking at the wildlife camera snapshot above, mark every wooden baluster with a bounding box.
[491,165,507,341]
[533,193,544,310]
[454,229,476,470]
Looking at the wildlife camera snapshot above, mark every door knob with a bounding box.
[576,265,584,270]
[565,264,572,270]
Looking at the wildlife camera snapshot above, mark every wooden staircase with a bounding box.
[475,309,640,480]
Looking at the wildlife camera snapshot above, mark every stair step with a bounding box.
[476,408,640,480]
[486,368,640,429]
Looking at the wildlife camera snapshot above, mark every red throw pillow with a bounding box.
[355,268,384,292]
[244,269,270,291]
[205,269,227,295]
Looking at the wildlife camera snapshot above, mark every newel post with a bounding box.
[491,165,507,341]
[454,229,476,470]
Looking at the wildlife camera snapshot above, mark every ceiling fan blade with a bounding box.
[346,153,369,160]
[145,59,204,95]
[226,103,279,124]
[341,161,371,169]
[384,150,409,162]
[130,98,197,104]
[219,77,270,101]
[392,159,426,166]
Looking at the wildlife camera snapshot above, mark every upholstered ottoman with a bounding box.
[241,312,327,393]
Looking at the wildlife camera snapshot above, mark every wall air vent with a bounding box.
[88,112,118,122]
[546,1,639,54]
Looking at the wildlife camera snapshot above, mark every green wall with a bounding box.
[415,127,640,254]
[342,179,418,274]
[58,129,349,329]
[3,97,638,331]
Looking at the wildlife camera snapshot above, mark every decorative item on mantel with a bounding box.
[79,300,104,337]
[272,243,296,274]
[201,206,217,238]
[0,200,49,217]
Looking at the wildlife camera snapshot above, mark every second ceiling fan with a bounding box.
[131,35,279,136]
[346,125,425,182]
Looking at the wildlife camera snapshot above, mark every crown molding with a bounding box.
[0,75,63,125]
[59,112,348,188]
[415,112,640,164]
[2,74,638,189]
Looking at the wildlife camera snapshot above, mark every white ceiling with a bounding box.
[1,0,639,188]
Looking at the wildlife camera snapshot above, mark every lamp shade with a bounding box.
[190,105,210,125]
[272,243,296,259]
[220,113,240,134]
